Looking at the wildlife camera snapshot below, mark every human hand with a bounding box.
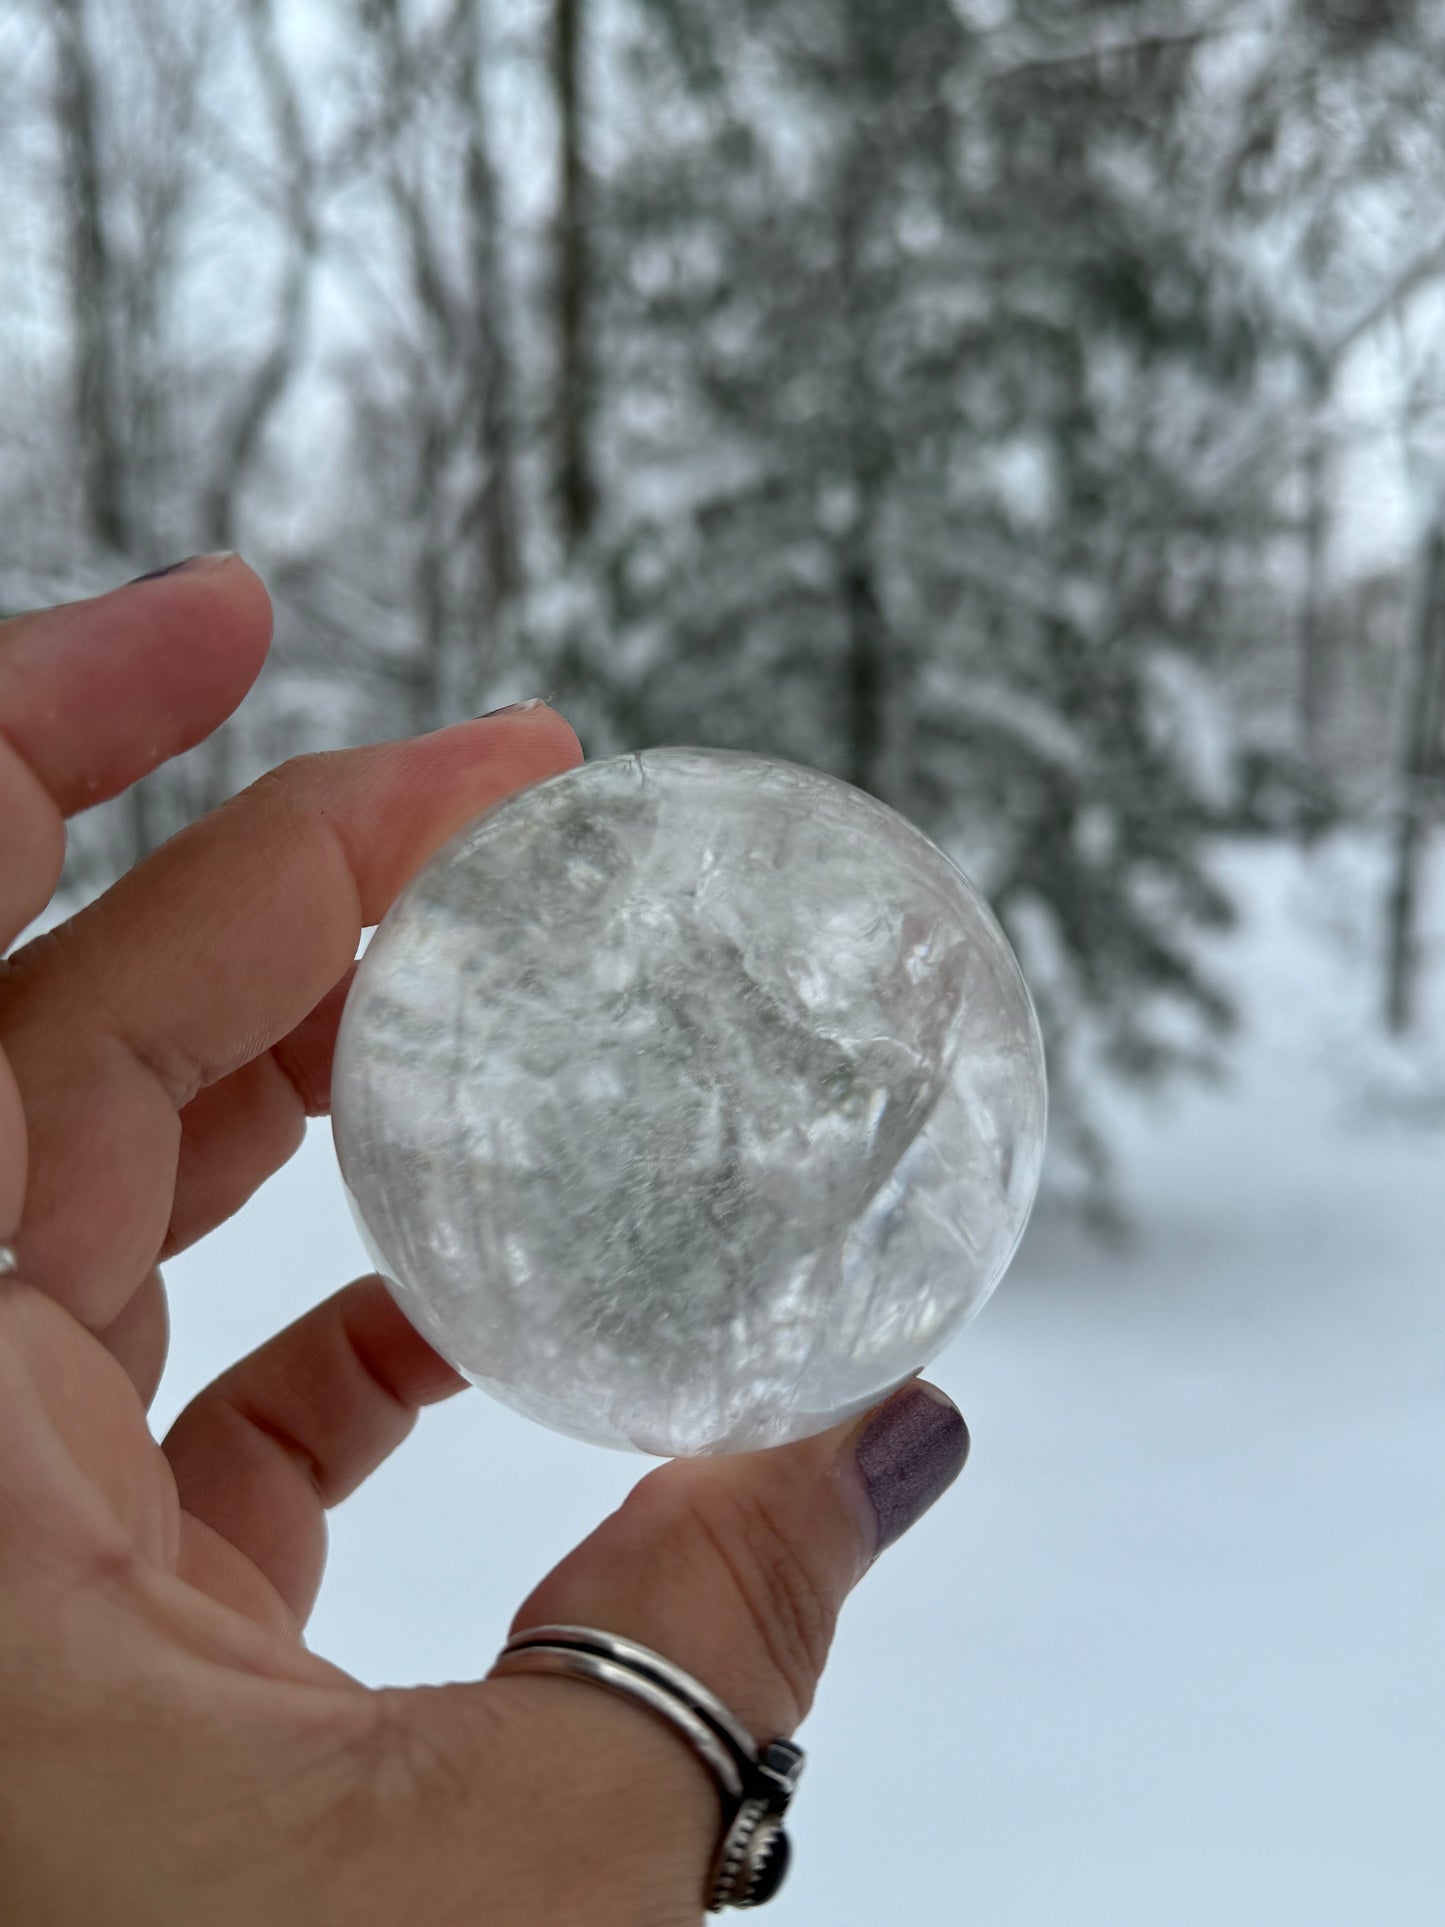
[0,554,970,1925]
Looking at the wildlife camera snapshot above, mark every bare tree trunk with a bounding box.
[53,0,129,554]
[203,0,316,550]
[1384,518,1445,1033]
[361,0,459,727]
[1298,410,1330,767]
[836,139,887,797]
[414,457,450,736]
[553,0,595,549]
[125,777,156,873]
[842,552,886,793]
[458,0,521,620]
[346,0,522,715]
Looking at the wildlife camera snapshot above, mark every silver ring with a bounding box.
[490,1624,804,1911]
[0,1243,17,1277]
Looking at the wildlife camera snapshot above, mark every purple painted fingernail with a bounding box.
[855,1383,970,1555]
[128,551,235,584]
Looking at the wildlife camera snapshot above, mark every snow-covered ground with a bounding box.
[154,835,1445,1926]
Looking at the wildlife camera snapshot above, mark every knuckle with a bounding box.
[271,745,325,784]
[246,750,324,807]
[347,1684,486,1817]
[16,922,202,1106]
[246,743,362,818]
[242,750,358,878]
[676,1481,838,1730]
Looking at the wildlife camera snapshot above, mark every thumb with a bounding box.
[440,1382,967,1923]
[512,1378,968,1737]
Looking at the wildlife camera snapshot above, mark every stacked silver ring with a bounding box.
[490,1624,805,1911]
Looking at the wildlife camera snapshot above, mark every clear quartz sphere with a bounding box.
[332,749,1046,1456]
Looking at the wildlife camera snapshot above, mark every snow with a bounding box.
[153,834,1445,1925]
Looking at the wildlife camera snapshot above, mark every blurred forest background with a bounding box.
[3,0,1445,1202]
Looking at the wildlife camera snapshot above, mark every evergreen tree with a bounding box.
[539,0,1270,1193]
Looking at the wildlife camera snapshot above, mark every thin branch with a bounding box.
[1321,221,1445,378]
[52,0,129,554]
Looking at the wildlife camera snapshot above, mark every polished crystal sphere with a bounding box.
[332,749,1046,1456]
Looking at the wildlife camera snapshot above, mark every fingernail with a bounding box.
[127,551,235,584]
[854,1383,970,1556]
[476,698,547,718]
